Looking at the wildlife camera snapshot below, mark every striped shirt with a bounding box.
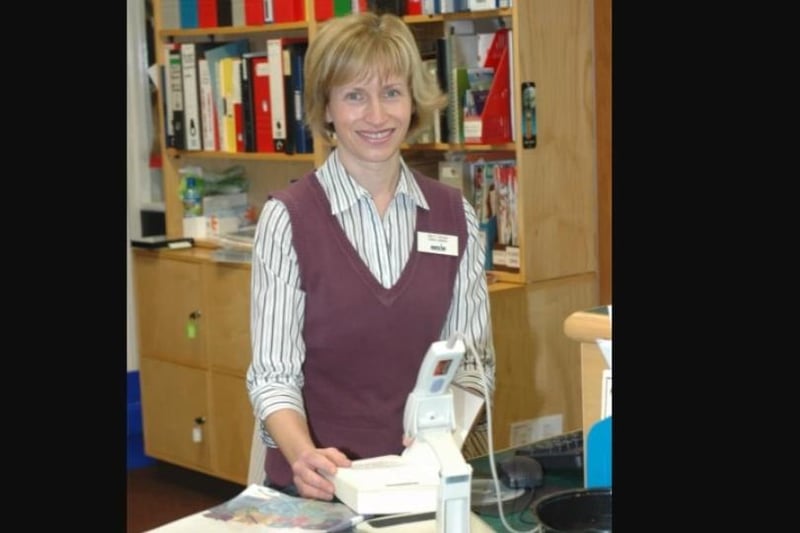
[246,149,496,451]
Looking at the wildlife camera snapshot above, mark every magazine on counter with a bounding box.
[146,484,364,532]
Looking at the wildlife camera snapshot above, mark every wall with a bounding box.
[127,0,153,371]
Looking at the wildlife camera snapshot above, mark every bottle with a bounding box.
[183,176,203,217]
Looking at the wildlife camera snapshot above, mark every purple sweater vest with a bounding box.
[264,170,467,488]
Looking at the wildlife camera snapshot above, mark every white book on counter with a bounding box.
[327,455,440,516]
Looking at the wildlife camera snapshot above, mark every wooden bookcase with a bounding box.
[152,2,597,288]
[137,0,600,482]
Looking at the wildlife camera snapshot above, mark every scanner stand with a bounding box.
[402,373,473,533]
[404,430,472,533]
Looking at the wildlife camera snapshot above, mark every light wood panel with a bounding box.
[140,357,212,472]
[489,273,597,450]
[209,372,254,484]
[512,0,598,283]
[519,274,598,434]
[133,253,206,367]
[488,283,531,450]
[203,262,252,376]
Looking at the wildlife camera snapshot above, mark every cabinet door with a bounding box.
[209,372,254,484]
[134,254,206,367]
[203,262,251,375]
[140,357,212,472]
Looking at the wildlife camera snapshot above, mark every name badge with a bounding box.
[417,231,458,256]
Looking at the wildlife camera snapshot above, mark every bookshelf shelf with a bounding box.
[403,8,512,25]
[159,21,309,39]
[402,142,516,152]
[166,148,316,162]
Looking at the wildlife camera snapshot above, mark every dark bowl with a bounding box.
[532,488,612,532]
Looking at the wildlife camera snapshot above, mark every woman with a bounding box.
[246,11,495,501]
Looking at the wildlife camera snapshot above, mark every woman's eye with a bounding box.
[345,92,364,101]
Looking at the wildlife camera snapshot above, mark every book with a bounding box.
[231,0,245,26]
[284,41,312,153]
[180,42,218,151]
[249,52,274,153]
[131,236,194,250]
[232,58,246,152]
[240,52,259,152]
[161,0,181,29]
[217,0,233,26]
[164,43,185,149]
[218,56,238,153]
[205,39,250,150]
[264,0,274,22]
[197,0,218,27]
[267,37,306,152]
[494,162,518,247]
[462,28,512,144]
[444,29,480,143]
[333,0,351,17]
[439,0,455,12]
[244,0,264,25]
[368,0,404,15]
[314,0,333,20]
[406,0,422,15]
[467,0,494,10]
[197,57,219,151]
[273,0,305,22]
[180,43,201,150]
[178,0,199,28]
[146,484,364,532]
[435,37,451,144]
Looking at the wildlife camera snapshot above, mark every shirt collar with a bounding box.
[316,149,430,216]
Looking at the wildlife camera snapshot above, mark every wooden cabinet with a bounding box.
[134,248,530,461]
[133,249,253,484]
[139,357,211,470]
[141,0,602,472]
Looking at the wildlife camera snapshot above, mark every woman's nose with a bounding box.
[365,98,387,123]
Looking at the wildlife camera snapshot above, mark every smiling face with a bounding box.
[325,73,412,167]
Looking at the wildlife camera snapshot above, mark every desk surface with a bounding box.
[147,435,583,533]
[469,445,583,531]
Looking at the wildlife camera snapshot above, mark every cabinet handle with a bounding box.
[192,417,205,443]
[186,311,201,339]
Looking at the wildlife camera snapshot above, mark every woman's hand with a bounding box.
[291,447,352,500]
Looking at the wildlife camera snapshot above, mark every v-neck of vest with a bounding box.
[308,174,424,305]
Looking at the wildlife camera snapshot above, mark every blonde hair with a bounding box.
[304,12,446,144]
